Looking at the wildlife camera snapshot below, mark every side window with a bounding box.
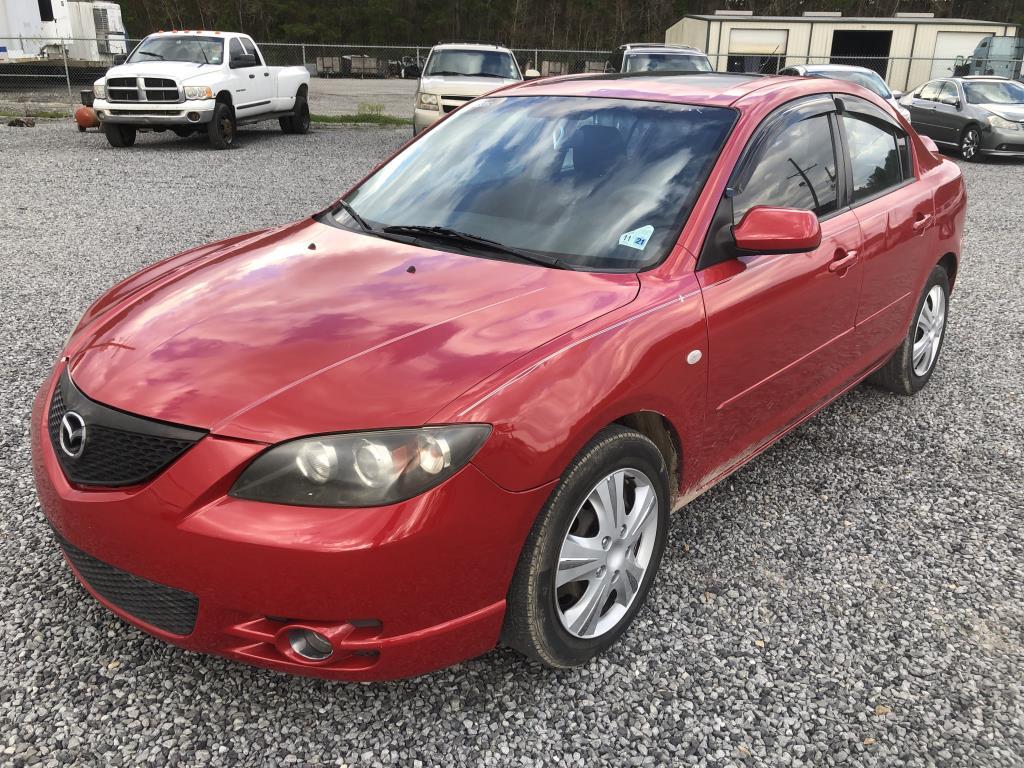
[937,81,958,104]
[241,37,263,65]
[918,81,941,101]
[733,114,839,222]
[842,115,907,201]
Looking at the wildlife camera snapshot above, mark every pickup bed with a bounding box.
[93,30,310,149]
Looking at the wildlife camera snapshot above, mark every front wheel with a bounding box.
[103,122,136,148]
[502,426,670,667]
[868,265,950,395]
[207,102,236,149]
[959,125,981,161]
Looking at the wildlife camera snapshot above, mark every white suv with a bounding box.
[413,43,538,134]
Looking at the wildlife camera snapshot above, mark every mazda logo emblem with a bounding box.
[59,411,87,459]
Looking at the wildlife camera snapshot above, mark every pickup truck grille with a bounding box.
[106,76,181,103]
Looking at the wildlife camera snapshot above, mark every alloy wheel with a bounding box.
[913,285,946,376]
[555,468,659,639]
[961,129,979,160]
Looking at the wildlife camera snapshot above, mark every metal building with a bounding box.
[665,11,1018,90]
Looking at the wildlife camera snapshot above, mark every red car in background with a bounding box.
[33,72,965,680]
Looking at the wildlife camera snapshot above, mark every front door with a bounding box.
[697,101,864,468]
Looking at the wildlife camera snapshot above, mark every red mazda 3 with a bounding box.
[33,72,965,680]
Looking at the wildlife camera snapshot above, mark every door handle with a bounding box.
[912,213,933,232]
[264,72,270,76]
[249,73,256,79]
[829,249,858,273]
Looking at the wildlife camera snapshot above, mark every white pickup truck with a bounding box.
[92,31,310,149]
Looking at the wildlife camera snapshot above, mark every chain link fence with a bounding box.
[2,36,1020,118]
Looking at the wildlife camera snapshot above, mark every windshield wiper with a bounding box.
[335,199,375,233]
[382,225,566,269]
[138,51,164,60]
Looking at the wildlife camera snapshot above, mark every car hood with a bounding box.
[417,75,520,96]
[102,61,220,83]
[67,219,639,443]
[982,103,1024,121]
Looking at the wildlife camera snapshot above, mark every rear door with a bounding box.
[838,94,936,361]
[697,96,865,465]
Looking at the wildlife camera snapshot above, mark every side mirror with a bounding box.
[112,53,127,66]
[733,206,821,254]
[230,53,256,68]
[524,68,541,79]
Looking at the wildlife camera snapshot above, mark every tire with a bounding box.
[207,102,236,149]
[172,127,195,138]
[868,265,951,395]
[103,122,136,148]
[959,124,982,161]
[502,425,670,668]
[280,95,310,134]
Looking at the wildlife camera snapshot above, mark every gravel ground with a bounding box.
[1,121,1022,767]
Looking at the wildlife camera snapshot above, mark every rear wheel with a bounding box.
[868,265,950,395]
[502,426,669,667]
[959,125,981,161]
[103,122,136,148]
[207,102,236,150]
[280,95,310,134]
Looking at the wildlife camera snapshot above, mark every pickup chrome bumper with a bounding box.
[94,99,215,126]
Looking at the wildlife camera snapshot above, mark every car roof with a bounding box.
[501,71,789,107]
[621,44,704,54]
[789,64,879,74]
[149,30,235,37]
[432,43,513,52]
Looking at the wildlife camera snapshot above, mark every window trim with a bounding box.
[835,94,917,208]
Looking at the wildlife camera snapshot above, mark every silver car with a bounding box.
[900,76,1024,161]
[779,64,911,121]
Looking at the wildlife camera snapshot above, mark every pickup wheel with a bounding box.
[280,95,310,135]
[207,102,236,150]
[103,123,136,148]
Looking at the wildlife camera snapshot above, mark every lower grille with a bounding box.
[47,370,205,488]
[56,533,198,636]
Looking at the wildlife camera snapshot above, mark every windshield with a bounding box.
[334,96,736,271]
[964,80,1024,104]
[424,50,520,79]
[624,53,712,73]
[817,69,892,98]
[128,35,224,65]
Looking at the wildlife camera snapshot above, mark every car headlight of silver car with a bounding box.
[988,114,1022,131]
[230,425,491,507]
[93,82,105,99]
[416,92,440,111]
[183,85,214,100]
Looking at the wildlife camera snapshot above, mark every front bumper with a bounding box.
[94,97,215,126]
[981,125,1024,156]
[31,365,553,680]
[413,106,441,135]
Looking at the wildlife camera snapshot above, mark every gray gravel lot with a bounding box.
[1,121,1023,767]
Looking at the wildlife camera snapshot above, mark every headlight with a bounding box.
[416,92,439,110]
[989,114,1022,131]
[93,83,105,99]
[184,85,214,100]
[230,425,491,507]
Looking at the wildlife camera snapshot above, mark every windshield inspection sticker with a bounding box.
[619,225,654,251]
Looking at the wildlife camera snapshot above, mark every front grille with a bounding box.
[47,370,205,488]
[105,76,180,103]
[442,104,459,114]
[56,532,198,636]
[106,77,140,102]
[143,77,180,102]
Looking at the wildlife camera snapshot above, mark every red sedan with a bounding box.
[33,72,965,680]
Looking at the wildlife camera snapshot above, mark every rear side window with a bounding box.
[733,114,839,222]
[842,116,909,202]
[918,81,941,101]
[937,81,958,104]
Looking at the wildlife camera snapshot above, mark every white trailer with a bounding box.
[0,0,126,62]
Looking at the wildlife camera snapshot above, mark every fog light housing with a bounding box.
[286,628,333,661]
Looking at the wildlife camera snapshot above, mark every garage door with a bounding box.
[931,31,992,78]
